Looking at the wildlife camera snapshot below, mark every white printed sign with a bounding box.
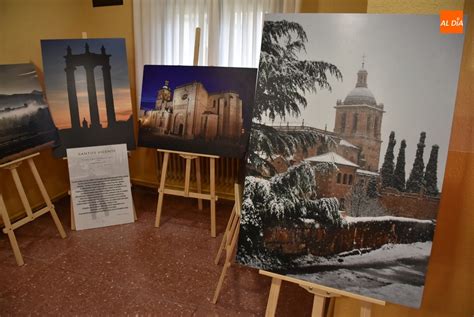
[67,144,134,230]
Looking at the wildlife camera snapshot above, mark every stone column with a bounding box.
[85,64,100,128]
[65,62,80,130]
[102,61,116,127]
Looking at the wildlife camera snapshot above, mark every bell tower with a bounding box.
[334,57,385,172]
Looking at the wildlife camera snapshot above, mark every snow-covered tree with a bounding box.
[423,145,439,196]
[238,162,342,261]
[393,139,407,191]
[246,123,332,176]
[346,180,385,217]
[247,20,342,176]
[406,132,426,193]
[380,131,396,188]
[254,20,342,122]
[366,177,379,198]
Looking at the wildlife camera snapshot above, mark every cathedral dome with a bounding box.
[342,61,378,106]
[344,87,377,106]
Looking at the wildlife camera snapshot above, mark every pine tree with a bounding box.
[247,20,343,177]
[380,131,396,188]
[366,177,379,198]
[393,139,407,191]
[406,132,426,193]
[423,145,439,196]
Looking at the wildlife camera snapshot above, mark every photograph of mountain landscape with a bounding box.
[0,63,59,163]
[41,38,135,157]
[138,65,257,158]
[236,14,465,308]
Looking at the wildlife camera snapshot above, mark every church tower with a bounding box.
[334,59,385,172]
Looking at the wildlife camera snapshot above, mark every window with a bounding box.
[352,113,358,132]
[339,198,345,210]
[341,113,346,132]
[343,174,347,184]
[337,173,342,183]
[348,174,353,185]
[367,115,371,133]
[374,117,378,136]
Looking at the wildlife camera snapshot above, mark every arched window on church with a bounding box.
[348,174,353,185]
[339,198,345,210]
[341,113,346,132]
[374,117,379,137]
[352,113,358,133]
[337,173,342,183]
[343,174,347,184]
[213,100,216,108]
[367,115,372,133]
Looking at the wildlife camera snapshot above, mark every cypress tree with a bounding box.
[406,132,426,193]
[423,145,439,196]
[366,177,379,198]
[381,131,396,188]
[393,139,407,191]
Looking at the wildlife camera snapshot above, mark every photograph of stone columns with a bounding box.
[41,38,134,157]
[0,63,59,163]
[138,65,257,158]
[236,14,465,308]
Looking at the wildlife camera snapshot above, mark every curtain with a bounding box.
[133,0,299,103]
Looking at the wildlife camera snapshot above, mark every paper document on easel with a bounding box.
[67,144,134,230]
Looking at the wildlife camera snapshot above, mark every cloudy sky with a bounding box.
[0,63,41,95]
[41,38,132,129]
[264,14,465,188]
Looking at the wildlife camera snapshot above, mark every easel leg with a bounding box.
[184,158,191,196]
[0,194,24,266]
[360,302,372,317]
[195,157,203,210]
[214,204,236,264]
[212,260,231,304]
[265,278,282,317]
[311,295,327,317]
[69,190,76,230]
[27,159,66,238]
[10,168,34,219]
[210,157,216,237]
[155,152,170,227]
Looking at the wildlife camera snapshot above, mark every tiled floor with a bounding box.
[0,186,314,316]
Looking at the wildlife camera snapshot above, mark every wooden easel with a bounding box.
[154,149,219,237]
[154,27,220,237]
[260,270,385,317]
[0,152,67,266]
[212,183,241,303]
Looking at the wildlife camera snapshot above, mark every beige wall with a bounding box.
[1,0,473,316]
[0,0,139,220]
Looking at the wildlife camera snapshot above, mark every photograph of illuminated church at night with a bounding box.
[138,65,257,158]
[41,38,135,157]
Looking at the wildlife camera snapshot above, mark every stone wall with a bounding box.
[263,217,435,256]
[380,189,440,220]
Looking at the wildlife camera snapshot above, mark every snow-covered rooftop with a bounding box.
[339,139,359,149]
[305,152,359,168]
[356,169,379,176]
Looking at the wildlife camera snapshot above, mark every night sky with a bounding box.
[140,65,257,128]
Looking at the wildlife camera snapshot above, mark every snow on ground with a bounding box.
[289,242,432,308]
[343,215,434,224]
[294,241,432,267]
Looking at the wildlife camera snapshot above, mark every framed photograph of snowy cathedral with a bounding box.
[137,65,257,158]
[236,14,466,308]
